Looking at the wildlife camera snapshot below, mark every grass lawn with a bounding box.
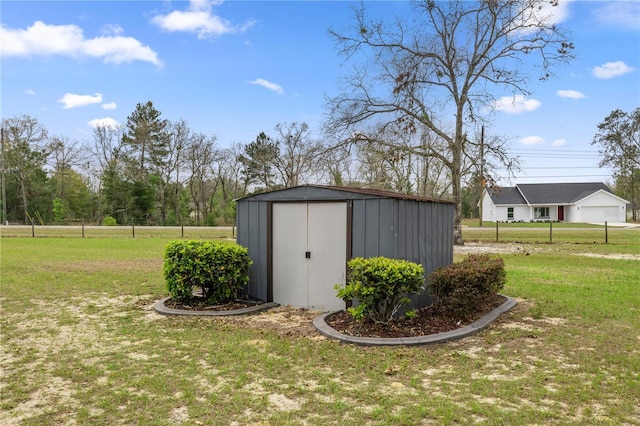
[1,232,639,425]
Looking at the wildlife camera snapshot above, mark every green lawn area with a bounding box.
[1,232,639,425]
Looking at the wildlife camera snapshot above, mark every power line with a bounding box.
[495,174,612,179]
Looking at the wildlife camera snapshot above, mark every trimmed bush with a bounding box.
[335,257,425,324]
[164,240,252,304]
[101,215,117,226]
[428,254,506,318]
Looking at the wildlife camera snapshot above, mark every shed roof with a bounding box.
[237,184,455,204]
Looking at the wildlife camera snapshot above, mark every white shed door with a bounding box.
[272,202,347,311]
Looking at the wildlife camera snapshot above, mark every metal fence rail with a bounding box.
[0,225,235,239]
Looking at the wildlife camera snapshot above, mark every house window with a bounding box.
[507,207,514,220]
[534,207,550,219]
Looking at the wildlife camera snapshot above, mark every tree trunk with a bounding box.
[19,177,29,224]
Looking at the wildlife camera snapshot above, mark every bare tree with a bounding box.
[272,122,323,188]
[49,136,88,200]
[90,124,124,173]
[185,133,218,225]
[1,114,50,223]
[319,144,355,187]
[159,119,192,225]
[325,0,574,244]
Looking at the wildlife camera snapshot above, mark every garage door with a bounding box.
[581,206,622,223]
[272,202,347,311]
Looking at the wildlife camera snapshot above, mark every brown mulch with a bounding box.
[163,297,264,311]
[161,294,507,339]
[324,295,507,338]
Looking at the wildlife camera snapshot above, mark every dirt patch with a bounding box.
[230,306,323,339]
[454,242,537,255]
[572,253,640,260]
[44,259,162,273]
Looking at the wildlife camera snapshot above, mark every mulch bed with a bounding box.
[163,297,264,311]
[162,294,507,339]
[324,295,507,338]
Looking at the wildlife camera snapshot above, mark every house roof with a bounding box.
[486,187,527,205]
[489,182,614,205]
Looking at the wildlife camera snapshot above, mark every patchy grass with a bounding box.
[1,235,639,425]
[463,225,639,248]
[0,225,234,239]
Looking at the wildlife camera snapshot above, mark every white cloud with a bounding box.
[519,136,546,146]
[59,93,103,109]
[493,95,541,114]
[151,0,255,39]
[249,78,284,95]
[557,89,585,100]
[552,138,567,147]
[591,2,640,30]
[101,24,124,37]
[592,61,635,79]
[0,20,162,66]
[101,102,117,110]
[88,117,120,129]
[24,89,36,95]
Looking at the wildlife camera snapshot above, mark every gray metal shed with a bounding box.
[236,185,454,311]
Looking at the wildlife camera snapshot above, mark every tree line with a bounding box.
[2,2,636,238]
[1,102,476,226]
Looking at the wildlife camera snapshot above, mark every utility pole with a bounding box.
[478,125,484,227]
[1,127,7,226]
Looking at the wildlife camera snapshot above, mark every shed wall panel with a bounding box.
[237,186,454,310]
[378,199,396,258]
[351,200,366,258]
[237,200,269,301]
[364,199,380,258]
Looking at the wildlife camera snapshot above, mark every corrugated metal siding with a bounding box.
[236,200,269,301]
[236,186,454,310]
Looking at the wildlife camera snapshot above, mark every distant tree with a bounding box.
[49,168,94,221]
[185,133,219,225]
[49,135,87,202]
[122,101,169,179]
[1,114,50,223]
[160,119,192,225]
[326,0,574,244]
[272,122,323,188]
[121,101,169,223]
[592,108,640,221]
[90,124,129,224]
[238,132,278,192]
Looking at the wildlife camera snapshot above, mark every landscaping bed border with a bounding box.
[313,295,517,346]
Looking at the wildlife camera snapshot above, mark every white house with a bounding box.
[481,182,629,223]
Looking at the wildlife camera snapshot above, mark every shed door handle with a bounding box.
[305,251,311,259]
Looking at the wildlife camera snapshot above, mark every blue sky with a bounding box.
[1,0,639,186]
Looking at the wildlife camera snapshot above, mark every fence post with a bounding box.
[495,221,499,242]
[82,218,85,238]
[31,220,35,238]
[181,225,184,238]
[132,223,135,238]
[605,221,608,244]
[550,221,553,243]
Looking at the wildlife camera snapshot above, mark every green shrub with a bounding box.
[428,254,506,318]
[164,240,252,304]
[101,215,118,226]
[335,257,425,324]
